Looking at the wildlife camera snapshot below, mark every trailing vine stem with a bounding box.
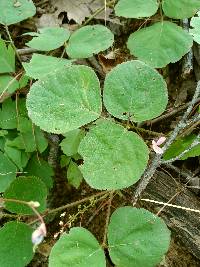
[133,81,200,204]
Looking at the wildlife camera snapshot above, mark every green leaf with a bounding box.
[60,129,85,156]
[0,221,33,267]
[103,60,168,122]
[25,27,70,51]
[0,74,19,95]
[78,119,149,190]
[4,142,29,171]
[67,161,83,188]
[24,154,53,189]
[23,53,73,79]
[4,176,47,214]
[162,0,200,19]
[108,207,171,267]
[26,65,102,134]
[115,0,159,18]
[127,21,193,68]
[0,151,16,192]
[190,11,200,44]
[49,227,106,267]
[0,39,15,73]
[163,134,200,160]
[66,25,114,59]
[0,0,36,25]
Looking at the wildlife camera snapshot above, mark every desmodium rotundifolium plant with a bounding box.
[0,0,200,266]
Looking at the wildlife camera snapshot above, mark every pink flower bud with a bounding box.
[152,137,166,154]
[32,223,46,245]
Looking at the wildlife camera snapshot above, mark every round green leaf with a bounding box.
[0,151,16,192]
[49,227,106,267]
[78,119,149,190]
[4,176,47,214]
[115,0,158,18]
[127,21,193,68]
[103,60,168,122]
[0,221,33,267]
[108,207,171,267]
[25,27,70,51]
[26,65,102,134]
[162,0,200,19]
[66,25,114,59]
[0,0,36,25]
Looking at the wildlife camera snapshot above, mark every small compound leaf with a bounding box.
[60,129,85,156]
[23,53,73,79]
[26,65,102,134]
[103,60,168,122]
[0,221,33,267]
[163,134,200,160]
[127,21,193,68]
[4,176,47,214]
[67,161,83,188]
[25,27,70,51]
[115,0,159,18]
[24,154,54,189]
[0,39,15,73]
[0,0,36,25]
[190,11,200,44]
[49,227,106,267]
[66,25,114,59]
[78,119,149,190]
[162,0,200,19]
[108,207,171,267]
[0,151,16,192]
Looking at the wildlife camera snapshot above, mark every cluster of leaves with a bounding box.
[0,0,200,266]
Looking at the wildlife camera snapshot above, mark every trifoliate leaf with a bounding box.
[0,0,36,25]
[162,0,200,19]
[26,65,102,134]
[66,25,114,59]
[78,119,149,190]
[0,39,15,73]
[115,0,159,18]
[0,151,16,192]
[103,60,168,122]
[60,129,85,156]
[49,227,106,267]
[108,207,171,267]
[127,21,193,68]
[25,27,70,51]
[4,176,47,214]
[190,11,200,44]
[67,161,83,188]
[23,53,73,79]
[24,154,53,189]
[0,222,33,267]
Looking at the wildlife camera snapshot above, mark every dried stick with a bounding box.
[133,81,200,203]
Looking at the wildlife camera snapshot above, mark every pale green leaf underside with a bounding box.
[4,176,47,214]
[26,65,102,134]
[49,227,106,267]
[0,39,15,73]
[0,0,36,25]
[127,21,193,68]
[23,54,73,79]
[162,0,200,19]
[115,0,158,18]
[78,120,149,190]
[0,222,33,267]
[0,151,16,192]
[66,25,114,58]
[26,27,70,51]
[103,60,168,122]
[108,207,171,267]
[190,11,200,44]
